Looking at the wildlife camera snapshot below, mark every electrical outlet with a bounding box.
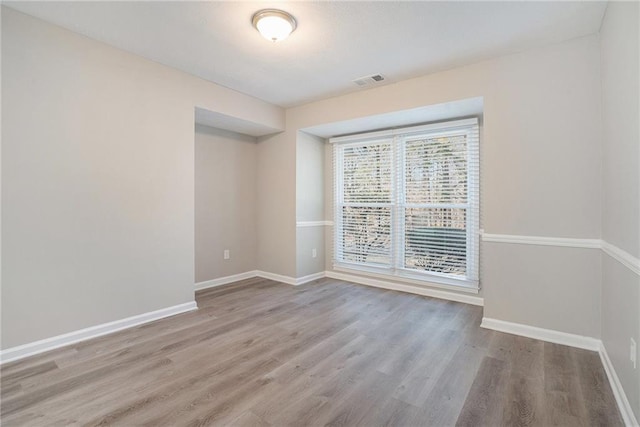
[312,248,317,258]
[223,249,230,260]
[631,338,637,369]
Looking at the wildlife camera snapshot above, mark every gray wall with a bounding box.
[1,8,283,349]
[286,34,603,338]
[195,125,257,283]
[256,130,297,277]
[483,244,601,337]
[600,1,640,420]
[296,131,325,222]
[296,227,326,278]
[296,131,326,277]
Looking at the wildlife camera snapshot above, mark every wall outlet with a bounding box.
[631,338,637,369]
[312,248,317,258]
[223,249,230,260]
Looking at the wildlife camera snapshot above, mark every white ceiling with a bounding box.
[5,1,607,108]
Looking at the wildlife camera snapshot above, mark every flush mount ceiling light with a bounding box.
[252,9,297,42]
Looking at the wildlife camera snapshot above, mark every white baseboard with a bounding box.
[295,271,326,285]
[296,220,334,227]
[326,271,484,306]
[599,343,639,427]
[196,270,485,303]
[255,270,298,286]
[0,302,198,365]
[195,269,484,304]
[480,317,600,351]
[195,271,259,291]
[195,270,321,288]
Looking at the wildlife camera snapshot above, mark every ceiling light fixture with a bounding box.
[252,9,297,42]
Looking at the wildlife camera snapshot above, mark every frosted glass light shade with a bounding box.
[252,9,297,42]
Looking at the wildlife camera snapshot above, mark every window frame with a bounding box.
[331,118,480,293]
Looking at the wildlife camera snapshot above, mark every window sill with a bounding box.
[332,262,480,294]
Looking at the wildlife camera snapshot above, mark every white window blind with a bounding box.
[332,118,479,290]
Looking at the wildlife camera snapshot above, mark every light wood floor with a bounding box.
[1,277,623,426]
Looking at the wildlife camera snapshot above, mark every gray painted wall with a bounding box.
[296,132,325,223]
[1,8,283,349]
[296,131,326,277]
[195,125,257,283]
[483,243,601,337]
[256,129,297,277]
[600,1,640,420]
[296,227,326,278]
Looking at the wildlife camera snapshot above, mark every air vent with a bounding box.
[353,74,386,87]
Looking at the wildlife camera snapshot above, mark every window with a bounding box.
[332,118,479,291]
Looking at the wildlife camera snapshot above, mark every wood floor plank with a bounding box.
[392,328,467,406]
[0,383,23,401]
[0,361,58,385]
[226,410,271,427]
[263,322,364,385]
[354,396,420,427]
[320,371,399,427]
[574,348,624,426]
[455,356,510,426]
[500,336,546,427]
[543,341,590,426]
[0,347,77,377]
[248,334,373,424]
[409,337,486,426]
[0,278,624,426]
[263,352,388,426]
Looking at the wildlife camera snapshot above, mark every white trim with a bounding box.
[481,233,601,249]
[0,302,198,364]
[602,241,640,276]
[255,270,298,286]
[329,118,478,144]
[333,264,479,293]
[325,271,483,306]
[481,233,640,277]
[599,342,640,427]
[195,271,259,291]
[480,317,600,351]
[196,270,327,288]
[296,221,334,227]
[296,271,326,285]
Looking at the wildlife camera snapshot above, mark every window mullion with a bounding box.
[466,127,480,282]
[393,136,405,272]
[333,145,344,264]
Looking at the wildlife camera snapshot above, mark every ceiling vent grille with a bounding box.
[353,74,386,87]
